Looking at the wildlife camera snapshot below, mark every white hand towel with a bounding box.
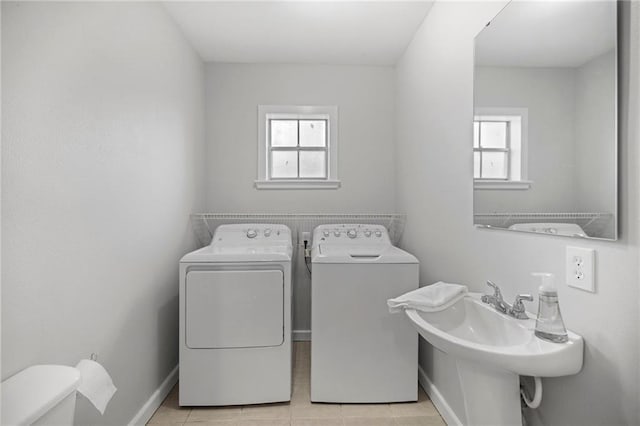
[387,281,468,313]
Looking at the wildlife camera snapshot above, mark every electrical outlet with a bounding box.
[566,246,595,292]
[300,231,312,258]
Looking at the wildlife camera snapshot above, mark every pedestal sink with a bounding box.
[404,293,583,426]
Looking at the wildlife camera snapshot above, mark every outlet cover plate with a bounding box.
[566,246,595,292]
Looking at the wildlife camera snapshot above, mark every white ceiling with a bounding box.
[162,1,434,65]
[475,1,616,68]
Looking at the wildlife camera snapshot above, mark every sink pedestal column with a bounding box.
[456,358,522,426]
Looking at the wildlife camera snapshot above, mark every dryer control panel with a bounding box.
[212,224,292,244]
[312,224,391,247]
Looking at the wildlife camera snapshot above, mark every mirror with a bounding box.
[473,1,618,240]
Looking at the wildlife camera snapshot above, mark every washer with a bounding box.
[310,224,418,403]
[179,224,292,406]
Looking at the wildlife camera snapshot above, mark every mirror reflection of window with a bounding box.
[473,109,527,184]
[474,120,509,179]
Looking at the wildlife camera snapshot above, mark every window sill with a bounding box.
[474,180,532,190]
[255,180,341,190]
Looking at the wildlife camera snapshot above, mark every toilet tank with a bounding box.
[1,365,81,426]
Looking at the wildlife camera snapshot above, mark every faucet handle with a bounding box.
[515,294,534,303]
[510,294,534,319]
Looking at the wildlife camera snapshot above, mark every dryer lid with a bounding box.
[180,244,293,263]
[180,223,293,263]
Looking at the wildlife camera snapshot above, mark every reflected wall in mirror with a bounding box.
[473,1,618,240]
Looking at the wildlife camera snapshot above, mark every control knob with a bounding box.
[364,230,372,237]
[246,229,258,239]
[375,230,383,237]
[323,230,330,237]
[264,228,272,237]
[347,229,357,239]
[334,230,341,237]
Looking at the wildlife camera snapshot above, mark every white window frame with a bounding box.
[256,105,340,190]
[473,107,532,190]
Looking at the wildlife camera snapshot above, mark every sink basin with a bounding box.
[405,293,583,377]
[403,293,584,425]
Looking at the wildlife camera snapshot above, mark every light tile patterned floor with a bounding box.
[147,342,446,426]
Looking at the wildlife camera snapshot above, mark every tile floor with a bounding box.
[147,342,446,426]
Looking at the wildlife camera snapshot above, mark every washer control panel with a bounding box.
[212,224,291,244]
[312,224,390,246]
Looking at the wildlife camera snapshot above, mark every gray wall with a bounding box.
[1,2,205,424]
[395,1,639,425]
[204,63,396,213]
[204,63,397,331]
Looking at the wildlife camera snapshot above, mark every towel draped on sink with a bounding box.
[387,281,468,313]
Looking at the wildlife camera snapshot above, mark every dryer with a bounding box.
[179,224,292,406]
[310,224,418,403]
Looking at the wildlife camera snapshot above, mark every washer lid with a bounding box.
[312,244,418,264]
[1,365,81,426]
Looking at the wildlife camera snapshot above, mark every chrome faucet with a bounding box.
[481,281,510,313]
[481,281,533,320]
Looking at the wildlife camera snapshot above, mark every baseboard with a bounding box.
[418,365,462,426]
[128,365,178,426]
[293,329,311,341]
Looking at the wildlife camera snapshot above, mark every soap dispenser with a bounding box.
[532,273,568,343]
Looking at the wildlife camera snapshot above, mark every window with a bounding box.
[473,108,530,190]
[270,119,327,179]
[256,105,339,189]
[474,120,510,179]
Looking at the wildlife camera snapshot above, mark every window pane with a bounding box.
[299,120,326,147]
[271,120,297,147]
[271,151,298,178]
[481,152,508,179]
[480,122,507,148]
[299,151,326,178]
[474,152,481,178]
[473,122,480,148]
